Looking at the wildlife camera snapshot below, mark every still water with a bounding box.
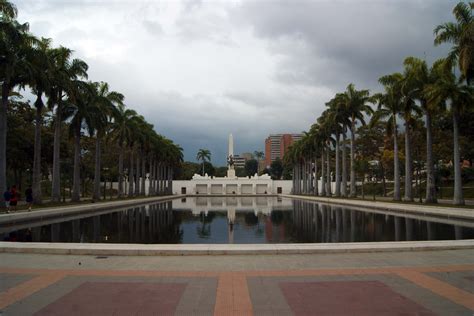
[1,197,473,244]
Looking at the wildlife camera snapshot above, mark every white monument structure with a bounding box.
[172,134,292,195]
[227,133,236,178]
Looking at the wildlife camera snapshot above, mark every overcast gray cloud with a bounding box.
[15,0,456,165]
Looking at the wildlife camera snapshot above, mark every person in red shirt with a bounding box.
[10,185,18,212]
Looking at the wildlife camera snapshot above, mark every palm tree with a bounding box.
[326,94,350,197]
[342,84,373,197]
[67,80,97,202]
[111,104,137,197]
[196,149,211,175]
[0,4,37,200]
[48,48,88,202]
[434,2,474,85]
[254,150,264,174]
[403,57,440,203]
[27,37,53,204]
[400,65,423,201]
[425,60,474,205]
[375,73,404,201]
[91,82,123,201]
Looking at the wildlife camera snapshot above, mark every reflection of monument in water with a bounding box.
[172,134,292,195]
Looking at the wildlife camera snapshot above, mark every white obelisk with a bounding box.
[227,133,236,178]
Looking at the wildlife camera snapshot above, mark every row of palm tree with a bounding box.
[1,0,183,203]
[284,1,474,205]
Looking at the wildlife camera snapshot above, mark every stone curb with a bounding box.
[0,240,473,256]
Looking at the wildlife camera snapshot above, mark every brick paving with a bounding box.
[0,250,473,315]
[280,281,434,315]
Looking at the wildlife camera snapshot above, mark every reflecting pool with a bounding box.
[1,197,473,243]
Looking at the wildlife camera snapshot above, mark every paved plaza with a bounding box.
[0,249,473,315]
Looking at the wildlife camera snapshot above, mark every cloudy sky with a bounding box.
[16,0,455,165]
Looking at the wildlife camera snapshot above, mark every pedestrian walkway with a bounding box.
[0,250,473,315]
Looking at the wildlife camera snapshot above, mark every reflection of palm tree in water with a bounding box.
[197,212,215,239]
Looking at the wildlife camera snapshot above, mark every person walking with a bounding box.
[25,185,33,212]
[3,187,11,213]
[9,185,18,212]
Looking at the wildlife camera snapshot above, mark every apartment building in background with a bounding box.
[265,133,303,167]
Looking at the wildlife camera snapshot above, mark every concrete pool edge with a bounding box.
[282,194,474,221]
[0,195,183,227]
[0,240,473,256]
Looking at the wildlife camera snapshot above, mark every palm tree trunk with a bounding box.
[335,132,341,197]
[314,157,318,196]
[135,153,140,195]
[154,160,158,195]
[294,164,298,194]
[404,119,413,201]
[342,131,347,197]
[128,150,134,196]
[309,159,313,193]
[71,124,81,202]
[140,154,146,195]
[303,160,307,194]
[326,142,331,195]
[452,107,464,205]
[321,148,326,196]
[148,156,153,196]
[93,136,101,201]
[381,163,387,197]
[118,143,124,197]
[296,164,300,194]
[350,119,356,197]
[32,95,43,204]
[0,83,7,203]
[292,167,295,193]
[425,111,437,203]
[393,117,401,201]
[51,104,62,202]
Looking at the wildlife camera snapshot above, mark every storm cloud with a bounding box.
[15,0,456,164]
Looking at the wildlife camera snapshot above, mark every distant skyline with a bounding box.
[15,0,454,164]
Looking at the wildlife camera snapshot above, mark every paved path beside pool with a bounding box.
[0,249,473,315]
[283,194,474,220]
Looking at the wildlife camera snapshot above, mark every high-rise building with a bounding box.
[265,133,302,167]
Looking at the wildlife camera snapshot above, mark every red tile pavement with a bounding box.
[34,282,186,316]
[279,280,435,316]
[1,265,474,315]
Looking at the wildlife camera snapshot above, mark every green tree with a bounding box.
[341,84,373,197]
[244,159,258,176]
[90,82,123,201]
[253,151,264,174]
[434,1,474,85]
[0,2,37,200]
[425,60,474,205]
[27,37,53,204]
[196,149,211,176]
[49,47,88,202]
[270,158,284,180]
[374,73,404,201]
